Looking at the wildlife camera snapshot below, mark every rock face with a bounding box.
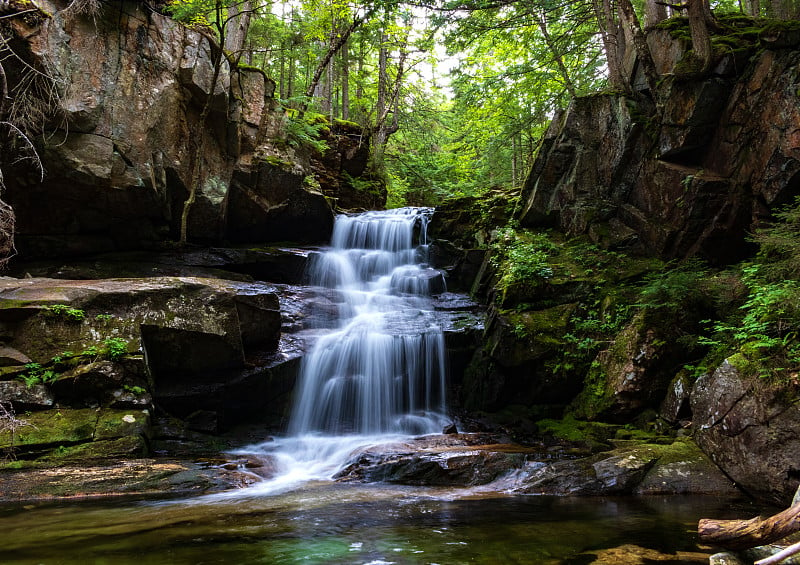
[1,1,365,259]
[0,277,294,435]
[691,359,800,504]
[517,26,800,263]
[518,439,737,497]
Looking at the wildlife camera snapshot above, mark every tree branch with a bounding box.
[698,503,800,551]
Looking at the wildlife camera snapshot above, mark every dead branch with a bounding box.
[698,502,800,551]
[755,541,800,565]
[0,401,32,459]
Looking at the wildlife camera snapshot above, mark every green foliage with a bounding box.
[42,304,86,323]
[166,0,217,29]
[18,363,58,388]
[636,259,709,314]
[102,338,128,361]
[123,385,146,395]
[490,226,556,295]
[751,195,800,280]
[95,314,113,322]
[280,102,330,154]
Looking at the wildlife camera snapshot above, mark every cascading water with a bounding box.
[235,207,449,495]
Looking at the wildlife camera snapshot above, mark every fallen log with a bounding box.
[698,503,800,551]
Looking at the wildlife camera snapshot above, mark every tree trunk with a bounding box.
[536,11,577,98]
[617,0,659,96]
[687,0,713,75]
[305,11,371,102]
[644,0,668,26]
[341,39,349,121]
[0,59,8,121]
[698,502,800,551]
[592,0,627,91]
[224,0,252,65]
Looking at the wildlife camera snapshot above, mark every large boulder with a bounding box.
[691,358,800,505]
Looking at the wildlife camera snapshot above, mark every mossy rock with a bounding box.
[0,408,99,450]
[536,415,620,450]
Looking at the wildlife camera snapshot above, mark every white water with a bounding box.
[236,208,449,495]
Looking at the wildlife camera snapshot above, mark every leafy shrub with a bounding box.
[636,259,709,314]
[18,362,58,388]
[102,338,128,361]
[42,304,85,323]
[491,226,556,293]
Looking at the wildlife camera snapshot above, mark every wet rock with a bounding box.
[443,423,458,434]
[583,544,710,564]
[709,553,748,565]
[634,439,737,495]
[691,358,800,505]
[660,370,693,424]
[335,434,532,487]
[0,380,54,411]
[0,458,245,500]
[519,447,657,495]
[141,325,245,378]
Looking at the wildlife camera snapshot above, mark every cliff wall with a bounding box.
[518,25,800,264]
[1,0,374,259]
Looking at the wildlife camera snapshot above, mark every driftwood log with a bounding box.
[698,503,800,551]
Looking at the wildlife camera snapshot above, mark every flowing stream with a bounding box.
[0,208,761,563]
[235,207,450,495]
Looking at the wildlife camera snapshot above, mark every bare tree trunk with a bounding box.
[375,32,388,145]
[687,0,713,75]
[592,0,627,91]
[769,0,787,18]
[0,59,8,120]
[305,10,372,101]
[224,0,252,64]
[617,0,659,96]
[644,0,668,26]
[536,11,577,98]
[341,39,349,121]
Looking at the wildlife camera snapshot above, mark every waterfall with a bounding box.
[235,207,449,495]
[290,207,448,436]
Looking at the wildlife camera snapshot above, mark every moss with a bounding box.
[569,361,614,421]
[333,118,362,130]
[262,155,294,169]
[1,409,99,450]
[536,415,619,450]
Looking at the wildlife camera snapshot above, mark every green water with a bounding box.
[0,482,755,564]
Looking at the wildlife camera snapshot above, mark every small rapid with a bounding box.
[236,207,449,495]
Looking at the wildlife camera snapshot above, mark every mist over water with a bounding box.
[237,208,450,494]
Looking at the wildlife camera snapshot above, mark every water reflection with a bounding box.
[0,485,757,564]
